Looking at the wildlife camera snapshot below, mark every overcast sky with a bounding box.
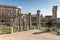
[0,0,60,18]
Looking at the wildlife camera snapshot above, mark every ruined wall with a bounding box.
[52,6,58,23]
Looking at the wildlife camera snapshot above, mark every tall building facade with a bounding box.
[0,4,21,26]
[0,5,59,27]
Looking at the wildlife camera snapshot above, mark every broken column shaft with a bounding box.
[29,13,31,30]
[37,10,40,29]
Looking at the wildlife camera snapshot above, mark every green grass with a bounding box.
[13,26,21,32]
[31,25,60,33]
[0,26,11,34]
[40,27,46,30]
[31,25,37,29]
[0,26,22,34]
[48,27,60,34]
[31,25,46,30]
[0,25,60,35]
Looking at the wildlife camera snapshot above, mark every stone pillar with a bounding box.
[18,8,21,31]
[11,27,13,34]
[40,14,43,26]
[52,6,58,24]
[19,16,21,27]
[29,13,31,30]
[37,10,40,29]
[23,17,27,31]
[19,15,21,31]
[52,6,58,20]
[57,26,60,35]
[52,6,58,32]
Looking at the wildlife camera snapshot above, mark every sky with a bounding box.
[0,0,60,18]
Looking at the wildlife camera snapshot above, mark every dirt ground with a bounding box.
[0,29,60,40]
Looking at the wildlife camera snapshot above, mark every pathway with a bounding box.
[0,29,60,40]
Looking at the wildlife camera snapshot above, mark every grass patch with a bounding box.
[0,25,60,35]
[0,25,22,34]
[0,26,11,34]
[31,25,46,30]
[40,26,46,30]
[31,25,37,29]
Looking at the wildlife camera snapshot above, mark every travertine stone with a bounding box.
[52,6,58,23]
[11,27,13,34]
[23,17,27,31]
[37,10,40,29]
[29,13,31,30]
[52,6,58,20]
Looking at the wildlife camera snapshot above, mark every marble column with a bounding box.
[23,17,27,31]
[29,13,31,30]
[37,10,40,29]
[19,15,21,31]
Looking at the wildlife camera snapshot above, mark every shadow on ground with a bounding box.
[32,30,50,35]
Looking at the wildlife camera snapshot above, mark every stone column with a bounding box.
[52,6,58,20]
[18,8,21,31]
[11,27,13,34]
[52,6,58,24]
[37,10,40,29]
[19,16,21,27]
[19,15,21,31]
[29,13,31,30]
[52,6,58,32]
[23,17,27,31]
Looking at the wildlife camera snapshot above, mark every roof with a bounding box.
[0,4,18,9]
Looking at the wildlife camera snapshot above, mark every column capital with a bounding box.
[29,12,31,15]
[37,10,40,14]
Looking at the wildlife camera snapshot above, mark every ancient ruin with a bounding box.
[0,4,60,34]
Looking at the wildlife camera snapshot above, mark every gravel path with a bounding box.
[0,29,60,40]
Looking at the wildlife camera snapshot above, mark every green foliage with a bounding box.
[31,25,37,29]
[40,26,46,30]
[13,27,18,32]
[13,27,19,32]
